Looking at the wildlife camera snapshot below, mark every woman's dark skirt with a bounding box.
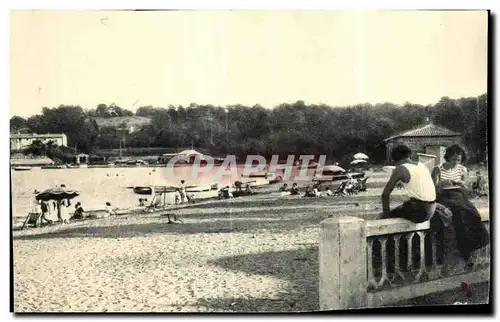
[437,189,490,260]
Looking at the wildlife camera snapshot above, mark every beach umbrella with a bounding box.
[35,186,79,201]
[350,159,367,165]
[353,153,369,160]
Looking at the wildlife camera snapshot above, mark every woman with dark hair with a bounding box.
[431,145,489,267]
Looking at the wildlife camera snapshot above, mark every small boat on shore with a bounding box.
[185,185,212,192]
[13,166,31,171]
[132,186,178,195]
[41,165,67,169]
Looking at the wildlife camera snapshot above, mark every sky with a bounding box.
[9,10,488,117]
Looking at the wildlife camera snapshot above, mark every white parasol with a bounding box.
[353,152,369,160]
[350,159,367,165]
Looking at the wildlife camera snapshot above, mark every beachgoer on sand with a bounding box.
[218,186,233,199]
[304,185,315,197]
[279,183,288,192]
[174,188,181,205]
[72,202,85,220]
[138,198,148,207]
[313,184,321,197]
[179,180,187,204]
[32,196,42,214]
[234,179,243,192]
[187,193,196,203]
[105,202,117,217]
[344,174,355,194]
[40,201,53,225]
[58,199,71,224]
[290,183,300,195]
[245,184,253,194]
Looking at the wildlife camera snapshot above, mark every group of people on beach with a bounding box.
[31,183,121,226]
[380,144,489,267]
[218,181,255,199]
[174,180,196,204]
[278,173,366,198]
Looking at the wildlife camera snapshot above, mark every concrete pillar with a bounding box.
[319,216,367,311]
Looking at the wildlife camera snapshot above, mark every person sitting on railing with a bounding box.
[379,145,437,223]
[431,145,489,268]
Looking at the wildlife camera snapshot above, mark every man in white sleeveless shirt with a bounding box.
[380,145,437,223]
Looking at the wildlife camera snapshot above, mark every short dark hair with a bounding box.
[444,145,467,163]
[391,145,412,162]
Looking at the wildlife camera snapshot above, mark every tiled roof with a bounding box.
[385,123,461,141]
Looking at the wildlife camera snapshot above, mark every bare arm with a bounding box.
[381,166,410,216]
[460,166,468,184]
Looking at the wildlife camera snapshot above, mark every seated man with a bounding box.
[104,202,117,217]
[304,185,316,197]
[72,202,85,220]
[313,184,321,197]
[234,180,243,192]
[279,183,289,192]
[344,174,356,195]
[380,145,437,223]
[186,192,196,203]
[245,184,253,194]
[290,183,300,195]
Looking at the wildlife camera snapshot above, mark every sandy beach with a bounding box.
[12,171,489,312]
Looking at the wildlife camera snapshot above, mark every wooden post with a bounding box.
[319,216,367,310]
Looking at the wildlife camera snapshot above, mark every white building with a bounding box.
[10,133,68,151]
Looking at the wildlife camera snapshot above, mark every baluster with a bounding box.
[378,236,389,287]
[428,232,443,280]
[414,231,426,282]
[405,232,415,281]
[366,238,378,289]
[394,234,405,282]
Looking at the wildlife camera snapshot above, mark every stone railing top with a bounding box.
[365,207,489,237]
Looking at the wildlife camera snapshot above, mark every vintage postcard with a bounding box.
[10,10,490,313]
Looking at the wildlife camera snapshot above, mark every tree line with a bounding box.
[10,94,488,165]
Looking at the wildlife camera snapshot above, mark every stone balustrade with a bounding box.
[319,208,490,310]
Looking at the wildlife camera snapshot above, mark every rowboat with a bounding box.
[132,186,177,195]
[185,184,212,192]
[13,166,31,171]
